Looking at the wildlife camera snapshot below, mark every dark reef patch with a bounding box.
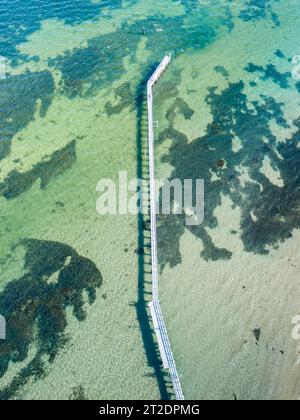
[215,159,226,168]
[214,66,230,79]
[69,384,88,400]
[154,69,183,106]
[253,328,261,343]
[249,80,258,87]
[0,0,138,60]
[50,9,234,99]
[157,77,300,268]
[51,24,141,98]
[271,11,280,27]
[0,239,102,400]
[0,71,55,161]
[175,0,199,13]
[275,49,285,59]
[0,140,76,199]
[245,62,291,89]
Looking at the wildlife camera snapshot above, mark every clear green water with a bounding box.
[0,0,300,400]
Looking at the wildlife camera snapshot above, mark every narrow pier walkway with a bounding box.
[147,55,184,401]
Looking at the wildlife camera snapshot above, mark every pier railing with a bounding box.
[147,54,184,401]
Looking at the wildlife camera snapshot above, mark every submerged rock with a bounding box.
[105,82,134,116]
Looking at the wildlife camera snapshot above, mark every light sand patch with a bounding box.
[15,0,185,63]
